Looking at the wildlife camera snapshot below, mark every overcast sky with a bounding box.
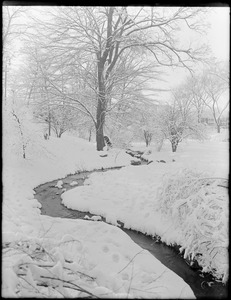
[207,7,229,61]
[5,5,230,103]
[148,6,230,102]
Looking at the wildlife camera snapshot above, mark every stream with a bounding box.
[34,163,227,299]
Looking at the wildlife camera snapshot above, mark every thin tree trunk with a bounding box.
[4,66,7,106]
[12,111,26,159]
[48,111,51,136]
[144,130,152,147]
[144,130,148,147]
[88,127,92,142]
[22,145,26,159]
[171,139,178,152]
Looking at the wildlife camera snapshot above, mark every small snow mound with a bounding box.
[55,180,63,188]
[91,215,102,221]
[130,156,140,162]
[69,181,78,186]
[84,215,102,221]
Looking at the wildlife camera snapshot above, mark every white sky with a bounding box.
[148,7,230,103]
[5,6,230,103]
[207,7,230,61]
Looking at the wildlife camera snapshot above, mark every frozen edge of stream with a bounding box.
[34,165,228,299]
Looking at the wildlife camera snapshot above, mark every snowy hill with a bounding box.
[2,128,229,297]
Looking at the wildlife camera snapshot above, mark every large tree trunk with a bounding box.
[96,61,107,151]
[96,97,106,150]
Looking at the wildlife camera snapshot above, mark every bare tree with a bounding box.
[28,6,209,150]
[156,91,206,152]
[135,101,159,147]
[3,6,28,105]
[184,76,209,123]
[3,6,28,51]
[19,43,81,137]
[201,62,229,133]
[105,50,162,147]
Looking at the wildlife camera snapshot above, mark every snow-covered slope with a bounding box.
[3,134,195,298]
[61,134,229,282]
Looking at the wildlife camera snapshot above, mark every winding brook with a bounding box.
[34,163,227,299]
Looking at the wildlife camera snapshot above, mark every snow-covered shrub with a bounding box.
[111,131,133,149]
[3,105,55,161]
[156,169,228,283]
[2,236,97,298]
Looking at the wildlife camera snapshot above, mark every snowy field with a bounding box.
[2,129,229,297]
[61,133,229,283]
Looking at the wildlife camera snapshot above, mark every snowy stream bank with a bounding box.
[34,167,228,299]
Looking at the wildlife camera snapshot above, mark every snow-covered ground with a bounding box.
[62,132,229,283]
[3,132,199,298]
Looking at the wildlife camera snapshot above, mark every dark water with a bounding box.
[34,167,228,299]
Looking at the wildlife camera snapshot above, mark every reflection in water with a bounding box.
[34,168,227,299]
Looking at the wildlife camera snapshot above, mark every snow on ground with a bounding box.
[69,180,78,186]
[133,131,229,178]
[3,134,195,298]
[55,180,64,188]
[84,215,102,221]
[61,132,229,282]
